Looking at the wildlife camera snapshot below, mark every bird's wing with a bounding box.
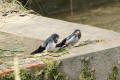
[41,37,52,47]
[45,42,51,51]
[66,35,76,44]
[46,41,57,51]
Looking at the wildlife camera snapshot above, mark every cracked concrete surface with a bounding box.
[0,15,120,80]
[0,15,119,42]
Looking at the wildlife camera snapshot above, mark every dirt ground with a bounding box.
[0,31,42,63]
[50,3,120,32]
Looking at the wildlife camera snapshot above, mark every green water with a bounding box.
[50,3,120,32]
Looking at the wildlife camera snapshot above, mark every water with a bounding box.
[50,3,120,32]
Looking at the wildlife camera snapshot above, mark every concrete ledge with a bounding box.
[60,37,120,59]
[60,37,120,80]
[0,15,120,79]
[0,37,120,80]
[0,15,119,41]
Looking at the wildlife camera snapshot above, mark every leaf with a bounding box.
[49,48,69,57]
[0,46,26,54]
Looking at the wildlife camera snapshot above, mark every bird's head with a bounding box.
[73,29,81,39]
[51,33,59,43]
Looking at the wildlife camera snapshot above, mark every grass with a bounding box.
[76,38,105,47]
[107,66,118,80]
[0,0,27,16]
[79,58,95,80]
[1,0,26,10]
[0,62,3,65]
[0,47,25,54]
[0,57,67,80]
[49,48,69,57]
[0,69,32,80]
[0,57,119,80]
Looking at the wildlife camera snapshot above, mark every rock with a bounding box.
[44,55,52,58]
[19,13,27,17]
[118,60,120,65]
[90,67,95,72]
[2,13,8,16]
[80,56,85,61]
[85,56,90,62]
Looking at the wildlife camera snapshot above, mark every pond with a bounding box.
[50,3,120,32]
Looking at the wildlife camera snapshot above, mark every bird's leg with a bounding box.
[43,49,49,56]
[62,44,68,48]
[67,44,74,49]
[44,49,47,53]
[34,49,48,57]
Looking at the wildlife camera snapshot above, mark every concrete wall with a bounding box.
[60,46,120,80]
[26,0,119,15]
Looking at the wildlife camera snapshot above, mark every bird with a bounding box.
[56,29,81,48]
[31,34,59,55]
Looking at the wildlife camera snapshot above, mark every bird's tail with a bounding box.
[31,46,45,55]
[56,39,66,47]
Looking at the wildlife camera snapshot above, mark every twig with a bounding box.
[0,48,24,53]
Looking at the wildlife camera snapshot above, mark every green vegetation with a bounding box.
[0,0,27,16]
[0,49,6,54]
[107,66,118,80]
[0,47,25,54]
[78,41,88,46]
[0,62,3,65]
[0,69,32,80]
[79,58,95,80]
[1,0,26,10]
[40,58,66,80]
[0,57,119,80]
[49,48,69,57]
[95,38,105,42]
[0,58,67,80]
[77,38,105,47]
